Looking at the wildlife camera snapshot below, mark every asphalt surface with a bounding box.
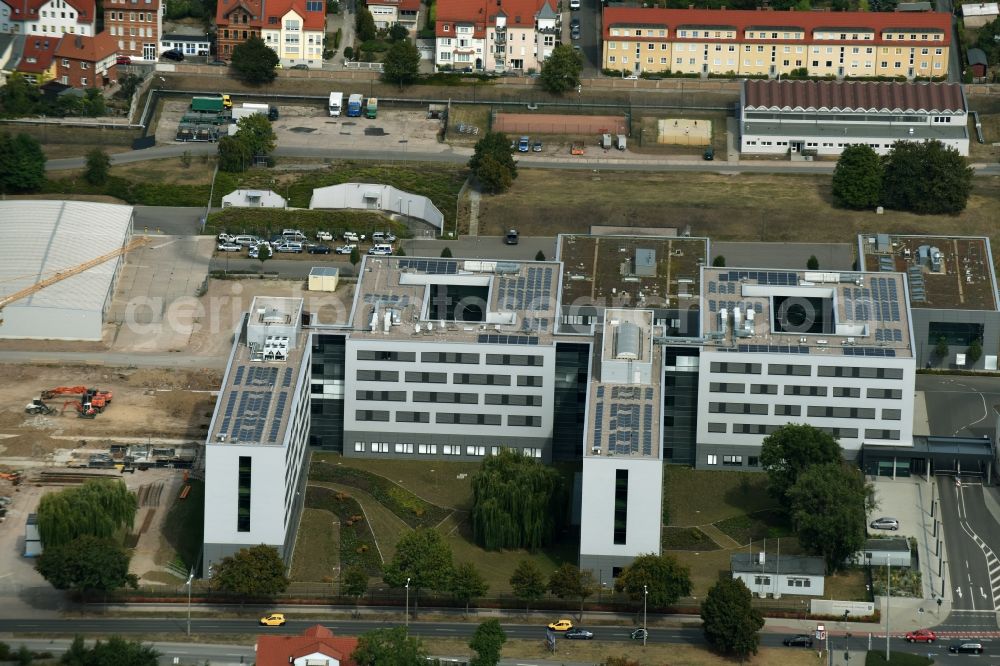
[916,374,1000,439]
[574,0,601,75]
[135,205,208,236]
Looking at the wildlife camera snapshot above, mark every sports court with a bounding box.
[493,112,628,136]
[656,118,712,146]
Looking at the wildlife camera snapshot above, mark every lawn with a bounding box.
[289,508,340,582]
[477,169,1000,259]
[303,485,382,576]
[159,479,204,573]
[715,509,794,544]
[662,527,720,551]
[825,569,870,602]
[665,467,777,527]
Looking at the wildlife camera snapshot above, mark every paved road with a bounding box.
[575,0,601,75]
[916,374,1000,439]
[135,205,208,236]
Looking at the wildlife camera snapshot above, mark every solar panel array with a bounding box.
[737,344,810,354]
[498,266,554,312]
[708,300,762,313]
[871,277,901,322]
[874,328,904,343]
[230,390,272,442]
[843,347,897,357]
[720,270,798,286]
[363,294,411,306]
[398,258,458,274]
[282,367,294,387]
[908,266,926,302]
[268,392,289,442]
[522,316,550,333]
[592,384,657,456]
[243,366,278,387]
[477,334,539,345]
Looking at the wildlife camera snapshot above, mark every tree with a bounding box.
[84,148,111,186]
[350,245,361,266]
[539,44,582,94]
[82,88,106,117]
[0,132,46,193]
[61,635,159,666]
[547,563,595,620]
[217,135,252,173]
[256,242,272,264]
[355,7,377,41]
[230,36,279,85]
[235,112,276,159]
[15,645,31,666]
[806,255,819,270]
[449,562,489,614]
[388,23,409,42]
[471,450,565,550]
[509,559,546,612]
[36,480,137,549]
[759,424,842,509]
[788,463,873,573]
[469,619,506,666]
[342,566,369,617]
[382,40,420,88]
[0,74,41,116]
[351,627,426,666]
[831,144,882,210]
[934,336,949,361]
[440,246,453,258]
[701,578,764,662]
[36,535,138,592]
[882,139,973,214]
[615,553,692,610]
[210,544,289,597]
[469,132,517,194]
[712,255,726,267]
[117,73,142,103]
[382,527,453,615]
[968,338,983,365]
[535,250,546,261]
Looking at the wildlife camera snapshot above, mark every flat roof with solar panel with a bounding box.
[349,255,564,343]
[701,267,913,358]
[209,297,306,447]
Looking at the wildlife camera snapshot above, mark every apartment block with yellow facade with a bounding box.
[602,8,950,80]
[261,0,325,67]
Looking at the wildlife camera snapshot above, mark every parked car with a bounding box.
[161,49,184,61]
[316,231,333,241]
[870,517,900,531]
[518,136,530,152]
[372,232,397,243]
[259,613,285,626]
[308,245,332,254]
[547,619,573,632]
[703,146,715,161]
[368,244,393,256]
[949,642,983,654]
[282,228,307,242]
[343,231,360,243]
[217,242,241,252]
[115,55,131,65]
[290,63,309,70]
[629,628,648,641]
[208,59,228,66]
[335,245,356,255]
[564,628,593,640]
[569,0,580,8]
[905,629,937,643]
[783,635,814,648]
[532,141,543,152]
[218,233,235,243]
[274,242,303,253]
[505,229,519,245]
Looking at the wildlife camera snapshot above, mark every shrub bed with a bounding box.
[310,462,450,529]
[305,485,382,575]
[661,526,720,551]
[206,207,405,239]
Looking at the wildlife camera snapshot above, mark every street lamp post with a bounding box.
[186,569,195,637]
[405,577,411,628]
[643,584,648,647]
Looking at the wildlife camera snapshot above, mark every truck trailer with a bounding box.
[191,96,226,113]
[328,91,343,117]
[347,93,363,117]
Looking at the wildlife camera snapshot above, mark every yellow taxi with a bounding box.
[547,618,573,632]
[259,613,286,626]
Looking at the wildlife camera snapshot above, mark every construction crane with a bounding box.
[0,236,149,317]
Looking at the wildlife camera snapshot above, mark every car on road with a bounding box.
[783,634,814,647]
[547,619,573,632]
[308,245,332,254]
[259,613,285,626]
[569,0,580,8]
[905,629,937,643]
[629,628,648,641]
[532,141,543,152]
[291,63,309,70]
[316,231,333,241]
[570,18,581,39]
[518,136,530,152]
[564,628,593,640]
[949,642,983,654]
[217,242,241,252]
[703,146,715,161]
[161,49,184,61]
[505,229,519,245]
[335,245,356,254]
[870,517,899,531]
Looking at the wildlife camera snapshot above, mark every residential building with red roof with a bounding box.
[601,7,951,79]
[102,0,163,61]
[55,30,116,87]
[367,0,420,31]
[215,0,263,60]
[435,0,559,73]
[0,0,96,37]
[739,79,968,156]
[255,625,358,666]
[15,33,58,82]
[261,0,325,67]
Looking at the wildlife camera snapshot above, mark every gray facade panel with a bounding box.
[578,553,639,584]
[910,308,1000,369]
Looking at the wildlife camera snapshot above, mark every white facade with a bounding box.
[435,1,558,73]
[159,34,210,55]
[309,182,444,231]
[732,554,826,598]
[261,8,323,66]
[221,188,287,208]
[7,0,95,36]
[0,200,132,341]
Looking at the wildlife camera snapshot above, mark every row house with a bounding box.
[215,0,262,60]
[261,0,325,67]
[0,0,95,37]
[435,0,558,73]
[367,0,420,31]
[55,30,115,87]
[601,8,951,80]
[102,0,162,61]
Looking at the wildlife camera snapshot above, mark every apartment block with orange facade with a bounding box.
[102,0,162,61]
[216,0,262,60]
[601,8,950,80]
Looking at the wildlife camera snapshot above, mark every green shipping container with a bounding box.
[191,96,225,113]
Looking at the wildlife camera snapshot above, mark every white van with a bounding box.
[282,228,306,242]
[368,244,393,255]
[274,242,303,253]
[343,231,359,243]
[328,91,343,117]
[233,235,260,246]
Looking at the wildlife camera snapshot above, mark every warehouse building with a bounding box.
[0,200,133,341]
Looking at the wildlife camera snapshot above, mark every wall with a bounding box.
[810,599,876,617]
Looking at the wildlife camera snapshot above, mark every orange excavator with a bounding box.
[41,386,113,410]
[62,400,98,419]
